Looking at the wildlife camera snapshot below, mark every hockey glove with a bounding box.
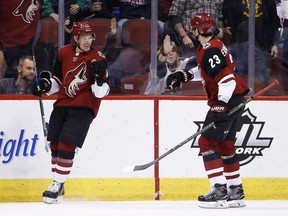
[91,59,108,86]
[166,70,193,91]
[211,100,228,124]
[32,78,51,96]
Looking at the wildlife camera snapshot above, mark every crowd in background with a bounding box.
[0,0,287,95]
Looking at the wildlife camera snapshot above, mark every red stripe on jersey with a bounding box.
[221,76,235,84]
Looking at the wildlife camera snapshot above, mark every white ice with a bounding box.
[0,200,287,216]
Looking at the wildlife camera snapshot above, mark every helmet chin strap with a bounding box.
[76,42,90,53]
[74,36,90,53]
[192,29,199,41]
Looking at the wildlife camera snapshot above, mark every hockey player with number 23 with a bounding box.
[32,21,110,204]
[166,13,250,209]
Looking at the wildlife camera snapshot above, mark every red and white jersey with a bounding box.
[196,37,249,106]
[52,44,107,117]
[0,0,40,48]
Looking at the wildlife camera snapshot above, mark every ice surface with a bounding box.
[0,200,287,216]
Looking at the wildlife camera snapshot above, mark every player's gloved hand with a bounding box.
[91,59,108,86]
[211,100,228,124]
[32,78,51,96]
[166,71,186,91]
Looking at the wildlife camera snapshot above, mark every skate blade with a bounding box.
[228,200,246,208]
[43,196,63,204]
[198,200,228,209]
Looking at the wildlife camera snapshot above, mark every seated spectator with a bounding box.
[166,0,227,57]
[102,18,119,63]
[92,17,122,93]
[144,34,198,94]
[0,50,7,79]
[279,0,288,69]
[77,0,115,20]
[222,0,281,87]
[41,0,90,44]
[158,0,173,23]
[116,0,164,42]
[0,55,36,94]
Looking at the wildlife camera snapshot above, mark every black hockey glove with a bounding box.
[166,71,184,90]
[32,78,51,96]
[166,70,193,91]
[211,100,228,124]
[91,59,108,86]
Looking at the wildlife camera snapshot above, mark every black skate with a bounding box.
[43,181,65,204]
[198,183,229,209]
[227,184,246,208]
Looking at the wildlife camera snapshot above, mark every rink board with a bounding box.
[0,96,288,202]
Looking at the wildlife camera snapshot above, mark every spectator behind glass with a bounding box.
[0,55,35,94]
[0,0,40,79]
[102,18,119,64]
[166,0,227,57]
[274,0,288,94]
[222,0,281,86]
[144,34,198,95]
[279,0,288,69]
[158,0,173,23]
[41,0,90,44]
[77,0,115,20]
[0,50,7,79]
[116,0,162,39]
[115,0,165,44]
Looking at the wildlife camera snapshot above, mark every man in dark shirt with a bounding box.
[222,0,281,85]
[0,55,35,94]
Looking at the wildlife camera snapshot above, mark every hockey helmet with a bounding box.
[72,21,95,39]
[191,13,214,35]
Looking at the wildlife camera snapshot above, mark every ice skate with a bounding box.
[43,181,65,204]
[198,183,229,209]
[227,184,246,208]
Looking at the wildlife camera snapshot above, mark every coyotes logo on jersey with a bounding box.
[12,0,39,23]
[64,63,88,98]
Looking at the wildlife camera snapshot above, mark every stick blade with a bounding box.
[122,161,154,173]
[122,165,136,173]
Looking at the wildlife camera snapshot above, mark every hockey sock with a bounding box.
[54,157,74,183]
[222,153,242,186]
[51,141,76,183]
[202,150,226,186]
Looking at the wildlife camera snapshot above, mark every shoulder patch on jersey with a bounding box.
[203,42,211,49]
[97,51,105,59]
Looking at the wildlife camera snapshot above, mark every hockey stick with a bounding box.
[32,20,49,153]
[122,80,279,172]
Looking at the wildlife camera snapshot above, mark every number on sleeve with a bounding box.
[208,55,221,68]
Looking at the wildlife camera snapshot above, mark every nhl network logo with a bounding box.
[191,108,273,166]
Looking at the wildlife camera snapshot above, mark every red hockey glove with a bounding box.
[211,100,228,123]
